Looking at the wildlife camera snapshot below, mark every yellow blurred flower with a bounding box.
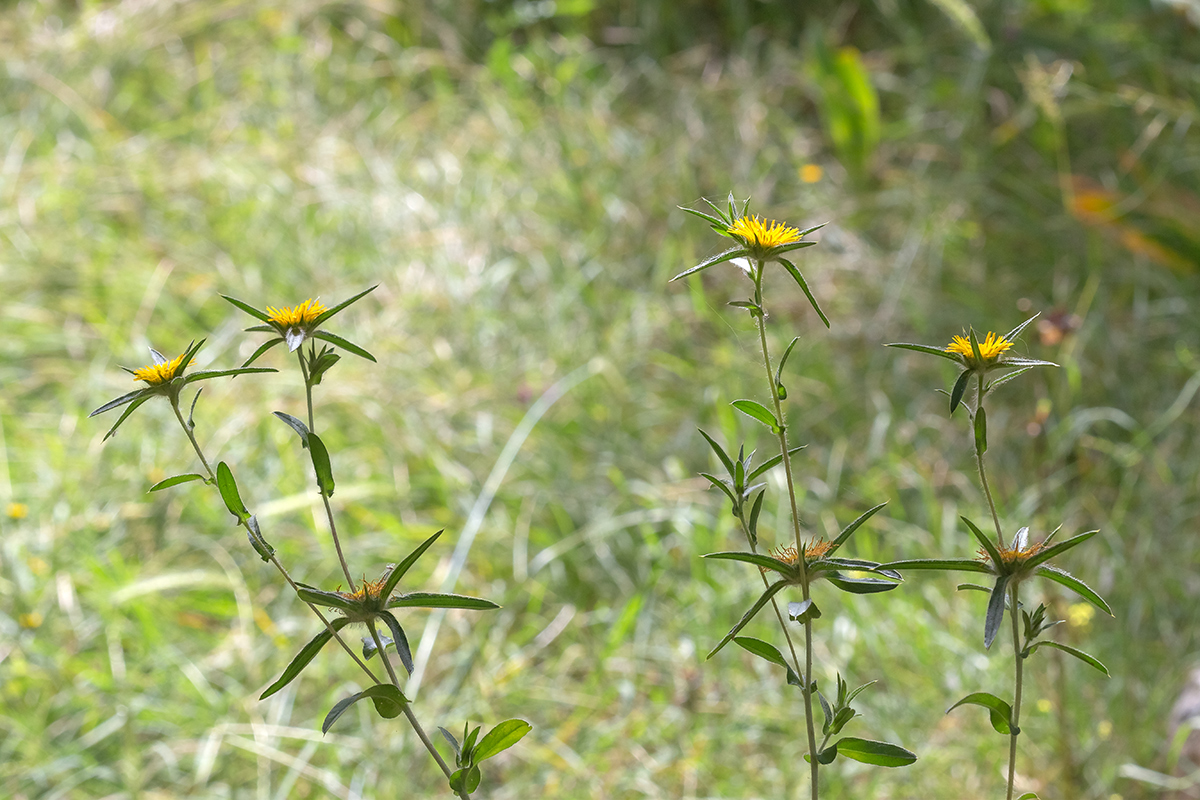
[19,612,43,629]
[1068,602,1096,629]
[800,164,824,183]
[6,502,28,519]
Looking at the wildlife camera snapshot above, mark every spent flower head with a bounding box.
[223,285,378,367]
[90,340,275,440]
[673,192,831,328]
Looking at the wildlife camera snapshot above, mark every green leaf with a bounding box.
[817,744,838,764]
[245,515,274,562]
[746,445,806,482]
[827,573,900,594]
[733,636,790,670]
[90,387,152,418]
[777,257,830,328]
[1000,357,1058,367]
[312,330,377,362]
[221,294,272,323]
[961,516,1004,574]
[377,611,415,674]
[1015,793,1040,800]
[700,473,739,507]
[747,489,765,545]
[775,337,800,398]
[260,617,352,699]
[238,337,284,369]
[986,366,1033,393]
[100,394,153,441]
[828,502,887,554]
[387,592,500,610]
[670,246,746,282]
[834,737,917,767]
[182,367,276,384]
[1025,641,1109,676]
[956,583,993,593]
[703,550,795,573]
[1022,529,1100,572]
[950,369,971,415]
[885,342,961,362]
[308,432,335,497]
[679,205,727,228]
[295,584,357,612]
[1003,313,1040,343]
[321,684,408,734]
[439,726,462,757]
[707,580,789,659]
[448,766,482,794]
[381,530,444,599]
[1034,565,1113,615]
[312,285,378,326]
[984,575,1010,649]
[731,399,781,433]
[879,558,992,574]
[216,462,250,523]
[697,429,736,480]
[273,411,311,447]
[974,405,988,454]
[788,598,822,621]
[473,719,533,762]
[968,329,984,363]
[947,692,1013,735]
[148,473,207,492]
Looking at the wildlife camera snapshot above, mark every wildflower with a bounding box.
[260,530,499,698]
[703,504,900,658]
[222,286,378,367]
[6,502,28,519]
[882,517,1112,649]
[674,193,830,327]
[886,315,1058,415]
[90,340,275,440]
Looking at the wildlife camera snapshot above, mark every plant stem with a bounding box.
[1006,581,1024,800]
[975,374,1003,543]
[366,621,468,799]
[752,260,819,800]
[298,347,356,591]
[736,518,805,690]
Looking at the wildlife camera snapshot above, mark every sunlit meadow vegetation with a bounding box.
[3,0,1200,797]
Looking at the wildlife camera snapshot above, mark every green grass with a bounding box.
[3,1,1200,797]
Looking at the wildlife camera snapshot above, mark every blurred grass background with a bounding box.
[3,0,1200,797]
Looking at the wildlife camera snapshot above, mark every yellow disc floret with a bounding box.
[728,216,803,251]
[945,331,1014,364]
[267,298,328,329]
[132,352,187,385]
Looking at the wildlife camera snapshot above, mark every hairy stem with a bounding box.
[975,375,1003,544]
[752,260,819,800]
[1007,582,1024,800]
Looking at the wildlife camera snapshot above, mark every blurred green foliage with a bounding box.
[2,0,1200,797]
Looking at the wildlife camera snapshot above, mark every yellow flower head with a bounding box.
[945,331,1014,365]
[132,352,187,385]
[6,502,28,519]
[978,539,1046,569]
[267,298,327,329]
[336,573,390,605]
[728,216,803,252]
[771,538,835,567]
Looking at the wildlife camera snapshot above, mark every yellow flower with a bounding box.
[6,502,28,519]
[770,539,835,567]
[945,331,1014,365]
[132,352,187,385]
[266,298,328,329]
[728,216,804,252]
[799,164,824,183]
[977,537,1046,569]
[1068,602,1096,629]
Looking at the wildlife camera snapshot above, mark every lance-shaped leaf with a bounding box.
[885,342,962,363]
[439,726,463,757]
[984,575,1011,649]
[308,432,335,497]
[148,473,207,492]
[707,579,789,659]
[237,338,284,369]
[700,472,739,507]
[947,691,1014,735]
[878,558,992,574]
[968,329,985,363]
[950,369,971,415]
[387,592,500,610]
[273,411,311,447]
[670,247,746,282]
[182,367,275,384]
[322,684,408,733]
[381,530,444,599]
[1000,356,1058,367]
[974,405,988,455]
[828,573,901,594]
[312,330,376,362]
[747,490,766,544]
[100,394,154,441]
[834,737,917,767]
[1003,313,1040,343]
[962,516,1004,572]
[987,366,1033,393]
[1021,529,1100,572]
[260,617,353,699]
[90,388,151,418]
[697,429,736,479]
[311,285,378,327]
[1024,641,1109,676]
[216,462,250,523]
[731,399,781,433]
[828,502,887,556]
[375,611,414,673]
[1034,565,1112,615]
[746,445,806,482]
[704,550,796,573]
[295,583,358,613]
[778,256,829,328]
[733,636,796,680]
[221,294,272,323]
[679,205,728,229]
[473,719,533,762]
[245,515,274,562]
